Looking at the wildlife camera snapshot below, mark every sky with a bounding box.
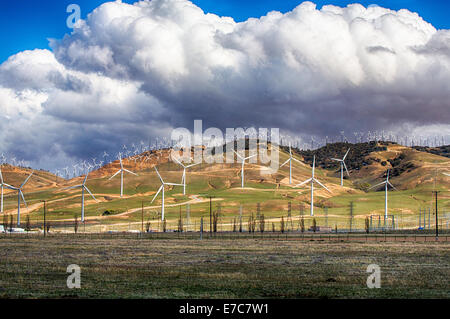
[1,0,449,63]
[0,0,449,172]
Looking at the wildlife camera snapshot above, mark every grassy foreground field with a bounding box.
[0,235,448,299]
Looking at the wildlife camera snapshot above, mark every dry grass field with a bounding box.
[0,234,448,299]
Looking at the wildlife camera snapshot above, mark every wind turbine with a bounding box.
[5,171,33,226]
[0,167,14,213]
[172,156,199,195]
[369,169,397,220]
[63,174,98,222]
[280,143,303,184]
[331,148,350,186]
[109,155,138,198]
[151,167,183,221]
[233,150,257,188]
[296,156,331,216]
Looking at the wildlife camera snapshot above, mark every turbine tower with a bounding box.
[280,143,302,184]
[172,156,199,195]
[64,174,98,222]
[5,171,33,226]
[109,155,138,198]
[369,169,397,220]
[151,167,183,221]
[331,148,350,186]
[296,156,331,216]
[233,150,257,188]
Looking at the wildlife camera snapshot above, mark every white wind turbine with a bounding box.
[172,156,199,195]
[280,143,303,184]
[369,169,397,220]
[5,171,34,226]
[0,167,14,213]
[109,155,138,198]
[296,156,331,216]
[151,167,183,221]
[63,174,98,222]
[233,150,257,188]
[331,148,350,186]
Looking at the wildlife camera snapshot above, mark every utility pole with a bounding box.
[433,191,439,239]
[43,200,46,237]
[141,201,144,234]
[209,196,212,235]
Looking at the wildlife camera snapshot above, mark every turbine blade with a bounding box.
[291,157,303,165]
[154,167,164,184]
[330,158,342,162]
[20,190,27,208]
[108,170,121,180]
[0,168,3,184]
[444,173,450,177]
[21,171,34,188]
[4,183,18,190]
[186,163,200,168]
[245,154,257,160]
[151,186,163,203]
[343,162,350,176]
[280,159,290,168]
[172,155,185,168]
[388,181,397,191]
[165,183,184,186]
[369,181,387,190]
[295,178,312,187]
[84,186,98,202]
[123,169,138,176]
[233,150,243,160]
[314,178,332,193]
[83,174,88,185]
[343,148,350,160]
[63,184,82,190]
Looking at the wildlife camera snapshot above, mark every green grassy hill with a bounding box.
[2,142,449,232]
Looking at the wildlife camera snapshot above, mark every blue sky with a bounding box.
[0,0,448,63]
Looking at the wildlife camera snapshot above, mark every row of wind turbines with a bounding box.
[1,146,449,227]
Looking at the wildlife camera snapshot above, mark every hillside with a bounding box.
[413,145,450,158]
[295,142,450,190]
[0,164,60,191]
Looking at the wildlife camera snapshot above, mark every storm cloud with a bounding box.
[1,0,450,170]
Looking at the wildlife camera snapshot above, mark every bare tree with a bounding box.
[312,218,317,233]
[365,216,370,234]
[239,216,243,233]
[280,216,285,234]
[25,215,31,232]
[259,214,265,233]
[300,216,305,233]
[162,218,167,233]
[74,214,79,234]
[178,209,184,233]
[146,218,151,233]
[2,214,8,231]
[9,215,13,232]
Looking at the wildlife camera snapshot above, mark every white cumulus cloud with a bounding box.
[0,0,449,170]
